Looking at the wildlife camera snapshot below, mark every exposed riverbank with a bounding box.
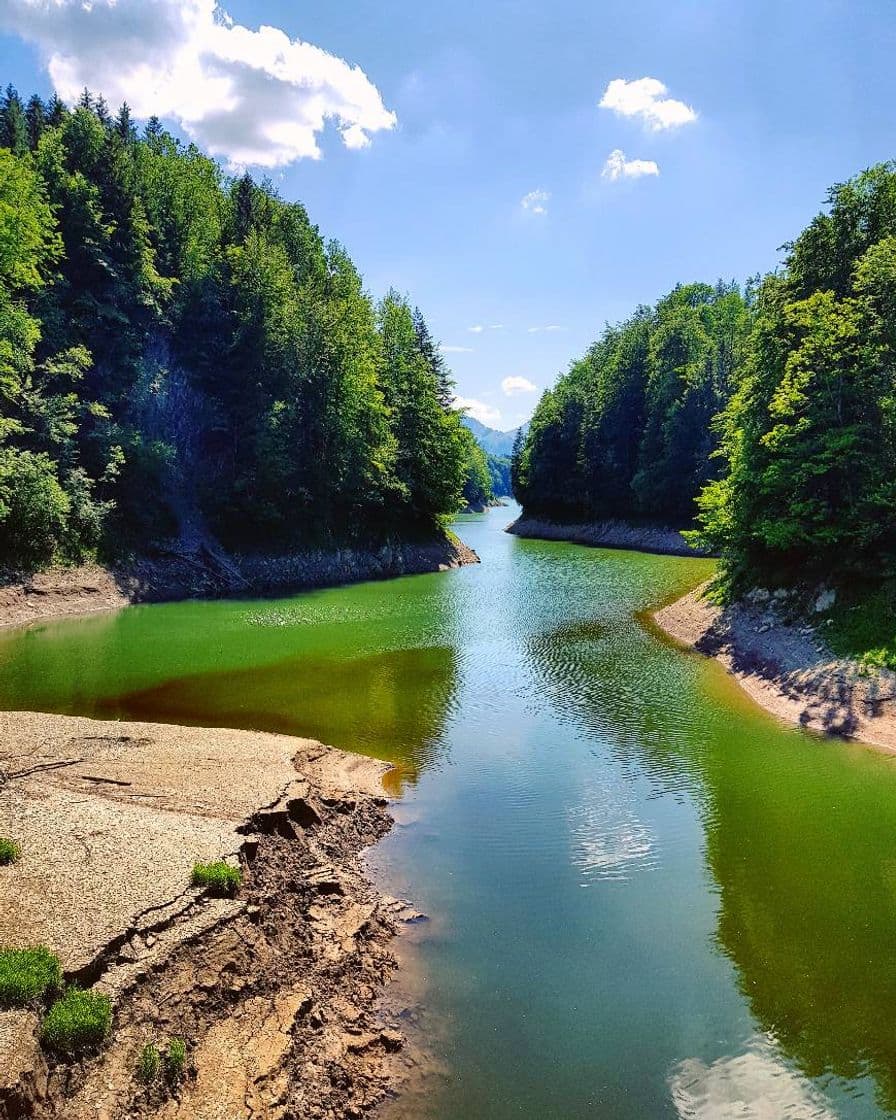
[0,711,417,1119]
[654,585,896,752]
[506,515,709,557]
[0,535,479,630]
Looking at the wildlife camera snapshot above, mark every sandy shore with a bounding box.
[507,515,709,557]
[0,711,418,1119]
[654,585,896,752]
[0,534,479,631]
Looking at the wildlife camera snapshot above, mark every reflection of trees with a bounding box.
[525,613,896,1111]
[101,645,458,794]
[701,739,896,1110]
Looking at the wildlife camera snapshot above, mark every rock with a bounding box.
[814,588,837,613]
[379,1029,403,1052]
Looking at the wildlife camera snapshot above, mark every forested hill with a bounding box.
[515,162,896,594]
[0,86,488,571]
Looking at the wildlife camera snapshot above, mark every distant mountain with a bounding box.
[462,416,528,458]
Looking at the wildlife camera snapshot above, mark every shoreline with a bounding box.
[653,585,896,753]
[0,710,417,1119]
[506,515,709,557]
[0,534,479,631]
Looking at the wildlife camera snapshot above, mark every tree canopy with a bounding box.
[0,89,470,569]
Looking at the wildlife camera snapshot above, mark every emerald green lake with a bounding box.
[4,505,896,1117]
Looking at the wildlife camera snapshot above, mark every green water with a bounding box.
[4,506,896,1117]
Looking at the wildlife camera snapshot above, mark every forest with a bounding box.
[0,86,492,571]
[515,162,896,593]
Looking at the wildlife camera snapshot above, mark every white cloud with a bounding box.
[521,189,550,215]
[501,376,538,396]
[454,396,502,427]
[602,149,660,181]
[467,324,503,334]
[440,345,473,353]
[527,325,565,334]
[599,77,697,131]
[1,0,397,169]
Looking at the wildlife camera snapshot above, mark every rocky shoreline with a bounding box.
[0,711,421,1119]
[506,515,708,557]
[0,534,479,630]
[653,585,896,752]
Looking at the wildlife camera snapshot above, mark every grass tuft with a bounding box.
[165,1037,187,1083]
[0,946,61,1007]
[137,1041,161,1083]
[40,987,112,1055]
[191,860,241,896]
[822,583,896,671]
[0,838,20,865]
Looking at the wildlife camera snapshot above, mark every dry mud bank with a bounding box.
[0,711,420,1119]
[506,515,708,557]
[0,535,479,630]
[654,585,896,752]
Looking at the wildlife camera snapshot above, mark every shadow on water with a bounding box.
[525,599,896,1114]
[94,644,459,794]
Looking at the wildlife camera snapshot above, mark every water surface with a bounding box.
[3,507,896,1117]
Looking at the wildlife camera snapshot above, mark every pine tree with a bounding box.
[25,95,45,150]
[115,103,136,143]
[0,85,28,154]
[413,307,454,410]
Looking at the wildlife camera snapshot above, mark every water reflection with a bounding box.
[669,1036,836,1119]
[524,594,896,1113]
[96,645,460,793]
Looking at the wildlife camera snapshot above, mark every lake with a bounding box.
[3,505,896,1118]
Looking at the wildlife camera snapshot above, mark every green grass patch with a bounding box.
[165,1037,187,1082]
[137,1041,161,1083]
[0,838,20,865]
[191,860,241,896]
[823,583,896,671]
[40,987,112,1055]
[0,946,61,1007]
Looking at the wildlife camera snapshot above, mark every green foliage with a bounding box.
[820,584,896,671]
[41,987,112,1054]
[0,946,61,1006]
[137,1042,161,1084]
[694,163,896,590]
[516,283,750,524]
[0,838,20,865]
[0,91,471,571]
[458,426,494,508]
[191,860,241,896]
[165,1037,187,1083]
[487,453,512,498]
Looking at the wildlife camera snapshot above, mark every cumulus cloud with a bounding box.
[599,77,696,131]
[454,396,502,427]
[527,325,564,333]
[521,189,550,215]
[501,376,538,396]
[602,149,660,181]
[440,345,474,354]
[1,0,397,168]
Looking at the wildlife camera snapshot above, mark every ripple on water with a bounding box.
[668,1036,838,1119]
[567,771,657,883]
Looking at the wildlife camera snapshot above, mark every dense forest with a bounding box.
[516,162,896,593]
[0,86,490,571]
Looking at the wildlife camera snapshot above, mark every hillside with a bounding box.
[461,416,528,457]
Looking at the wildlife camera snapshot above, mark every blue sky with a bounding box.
[2,1,896,430]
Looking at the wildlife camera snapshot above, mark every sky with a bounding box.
[2,1,895,431]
